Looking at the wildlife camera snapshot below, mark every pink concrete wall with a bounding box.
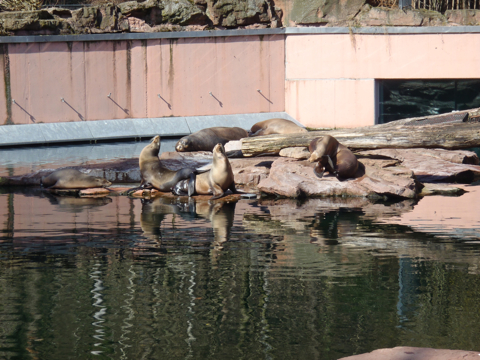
[0,35,285,125]
[285,79,375,128]
[285,33,480,128]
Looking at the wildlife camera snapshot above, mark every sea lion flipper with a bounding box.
[228,182,237,194]
[210,184,224,200]
[187,173,196,197]
[326,155,335,171]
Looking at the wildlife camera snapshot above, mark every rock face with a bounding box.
[358,148,480,183]
[1,148,478,200]
[0,0,282,35]
[2,0,480,35]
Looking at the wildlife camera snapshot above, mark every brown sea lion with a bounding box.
[175,127,248,152]
[41,169,111,189]
[134,136,195,193]
[172,143,236,200]
[249,118,307,137]
[308,135,358,179]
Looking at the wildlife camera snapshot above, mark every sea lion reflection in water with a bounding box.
[308,135,359,179]
[173,143,236,200]
[139,197,236,256]
[130,135,195,193]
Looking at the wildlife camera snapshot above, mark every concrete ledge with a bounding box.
[0,112,297,147]
[2,27,480,44]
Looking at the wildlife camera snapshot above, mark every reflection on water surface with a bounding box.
[1,185,480,360]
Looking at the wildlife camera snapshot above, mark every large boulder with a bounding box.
[206,0,281,27]
[355,5,446,26]
[446,9,480,25]
[118,0,208,26]
[256,157,418,199]
[358,148,480,183]
[0,10,62,33]
[289,0,366,26]
[70,5,128,33]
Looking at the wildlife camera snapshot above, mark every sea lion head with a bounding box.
[212,143,226,159]
[146,135,161,156]
[175,137,191,152]
[96,177,112,188]
[308,136,337,163]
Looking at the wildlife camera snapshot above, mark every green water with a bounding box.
[1,190,480,359]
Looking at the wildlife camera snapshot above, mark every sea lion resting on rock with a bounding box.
[134,135,195,192]
[173,143,236,200]
[41,169,111,189]
[308,135,358,179]
[249,118,307,136]
[176,127,248,152]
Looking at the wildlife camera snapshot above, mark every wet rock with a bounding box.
[79,188,111,197]
[358,148,480,183]
[419,183,466,196]
[279,147,310,159]
[338,346,480,360]
[230,156,273,191]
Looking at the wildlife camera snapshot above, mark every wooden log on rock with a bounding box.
[241,113,480,157]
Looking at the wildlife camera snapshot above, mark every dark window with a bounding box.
[377,79,480,124]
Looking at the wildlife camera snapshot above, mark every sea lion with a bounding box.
[134,135,195,192]
[41,169,112,189]
[175,127,248,152]
[249,118,307,136]
[172,143,236,200]
[308,135,358,179]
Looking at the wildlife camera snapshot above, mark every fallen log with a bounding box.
[242,116,480,157]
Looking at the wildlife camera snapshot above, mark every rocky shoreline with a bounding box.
[1,145,478,200]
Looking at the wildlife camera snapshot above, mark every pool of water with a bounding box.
[0,138,178,177]
[1,142,480,360]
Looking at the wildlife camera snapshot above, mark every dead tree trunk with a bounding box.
[241,115,480,157]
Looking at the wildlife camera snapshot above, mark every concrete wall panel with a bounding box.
[130,40,148,118]
[286,34,480,80]
[1,35,285,126]
[285,79,375,128]
[145,39,172,118]
[9,42,87,124]
[84,41,130,121]
[0,46,7,125]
